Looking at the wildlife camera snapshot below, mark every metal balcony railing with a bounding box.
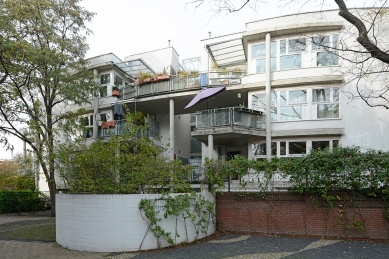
[99,119,160,138]
[188,159,204,183]
[121,70,245,100]
[195,107,265,130]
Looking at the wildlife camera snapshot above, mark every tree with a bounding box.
[0,0,98,216]
[188,0,389,109]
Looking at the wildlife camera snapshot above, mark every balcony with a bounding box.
[121,70,245,100]
[196,107,264,129]
[98,119,160,139]
[192,107,265,146]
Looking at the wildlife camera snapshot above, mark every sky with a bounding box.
[1,0,355,159]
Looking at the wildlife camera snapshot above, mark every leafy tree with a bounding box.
[56,112,192,194]
[0,0,98,215]
[188,0,389,109]
[0,154,35,191]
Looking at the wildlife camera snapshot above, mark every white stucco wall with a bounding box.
[56,192,215,252]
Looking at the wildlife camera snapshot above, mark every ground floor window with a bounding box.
[252,139,339,159]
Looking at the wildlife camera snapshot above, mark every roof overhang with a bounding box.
[114,58,155,79]
[205,38,246,67]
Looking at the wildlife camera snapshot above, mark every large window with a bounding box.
[100,74,110,84]
[251,33,339,74]
[251,87,339,121]
[251,91,277,121]
[114,74,123,88]
[312,87,339,119]
[252,41,277,73]
[83,114,94,138]
[252,139,339,159]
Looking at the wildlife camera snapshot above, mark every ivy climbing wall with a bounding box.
[216,192,389,239]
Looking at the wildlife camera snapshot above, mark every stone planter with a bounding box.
[56,193,215,252]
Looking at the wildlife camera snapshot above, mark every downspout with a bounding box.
[265,33,272,160]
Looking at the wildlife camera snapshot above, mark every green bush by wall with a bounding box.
[0,190,47,214]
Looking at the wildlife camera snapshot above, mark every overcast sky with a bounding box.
[1,0,354,159]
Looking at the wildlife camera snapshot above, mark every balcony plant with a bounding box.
[141,72,153,84]
[157,66,170,81]
[136,71,143,86]
[112,86,120,97]
[231,67,243,76]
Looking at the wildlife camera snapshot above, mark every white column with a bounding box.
[265,33,272,160]
[169,99,175,160]
[208,134,214,160]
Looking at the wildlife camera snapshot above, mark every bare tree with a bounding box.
[188,0,389,109]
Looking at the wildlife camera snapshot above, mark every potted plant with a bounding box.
[142,72,153,83]
[178,70,187,78]
[112,86,120,97]
[136,71,143,86]
[157,66,170,81]
[232,67,243,76]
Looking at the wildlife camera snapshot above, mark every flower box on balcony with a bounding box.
[157,75,170,81]
[112,86,120,97]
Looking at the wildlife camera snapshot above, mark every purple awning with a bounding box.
[184,87,226,109]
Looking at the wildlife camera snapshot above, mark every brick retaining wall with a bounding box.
[216,192,389,239]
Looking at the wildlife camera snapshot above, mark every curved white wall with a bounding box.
[56,193,215,252]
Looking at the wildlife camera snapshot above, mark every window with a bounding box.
[251,91,277,121]
[279,90,306,121]
[312,87,339,119]
[114,74,123,88]
[83,115,94,138]
[312,34,339,66]
[251,87,338,121]
[252,41,277,73]
[99,86,107,97]
[100,74,110,84]
[252,142,277,156]
[252,139,339,159]
[250,33,340,73]
[280,38,305,70]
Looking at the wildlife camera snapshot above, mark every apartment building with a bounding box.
[37,9,389,192]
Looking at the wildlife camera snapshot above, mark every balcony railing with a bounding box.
[121,70,245,100]
[195,107,265,130]
[99,119,160,138]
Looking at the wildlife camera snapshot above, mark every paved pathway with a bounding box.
[1,217,389,258]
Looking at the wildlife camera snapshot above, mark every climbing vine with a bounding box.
[138,192,215,249]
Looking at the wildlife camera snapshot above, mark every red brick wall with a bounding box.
[216,192,389,239]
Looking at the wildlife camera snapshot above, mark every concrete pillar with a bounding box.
[265,33,272,160]
[170,99,175,160]
[208,134,214,160]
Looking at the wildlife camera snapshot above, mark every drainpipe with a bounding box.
[265,33,272,160]
[169,99,175,160]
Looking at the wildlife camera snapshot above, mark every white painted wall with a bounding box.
[125,47,179,75]
[56,193,215,252]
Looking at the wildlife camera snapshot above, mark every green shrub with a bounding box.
[0,190,47,214]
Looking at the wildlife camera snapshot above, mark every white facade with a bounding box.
[38,10,389,193]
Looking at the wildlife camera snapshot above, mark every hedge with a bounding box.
[0,190,47,214]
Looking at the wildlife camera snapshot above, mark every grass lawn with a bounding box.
[0,218,55,242]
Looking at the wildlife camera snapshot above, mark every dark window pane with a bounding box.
[317,52,338,66]
[100,74,110,84]
[99,86,107,97]
[252,142,276,156]
[90,115,93,126]
[280,54,301,70]
[114,74,123,87]
[280,142,286,155]
[289,38,306,52]
[317,104,339,118]
[333,140,339,147]
[313,89,330,102]
[280,40,286,54]
[312,141,330,150]
[289,141,306,155]
[312,36,330,50]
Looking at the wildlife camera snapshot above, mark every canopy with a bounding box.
[185,87,226,109]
